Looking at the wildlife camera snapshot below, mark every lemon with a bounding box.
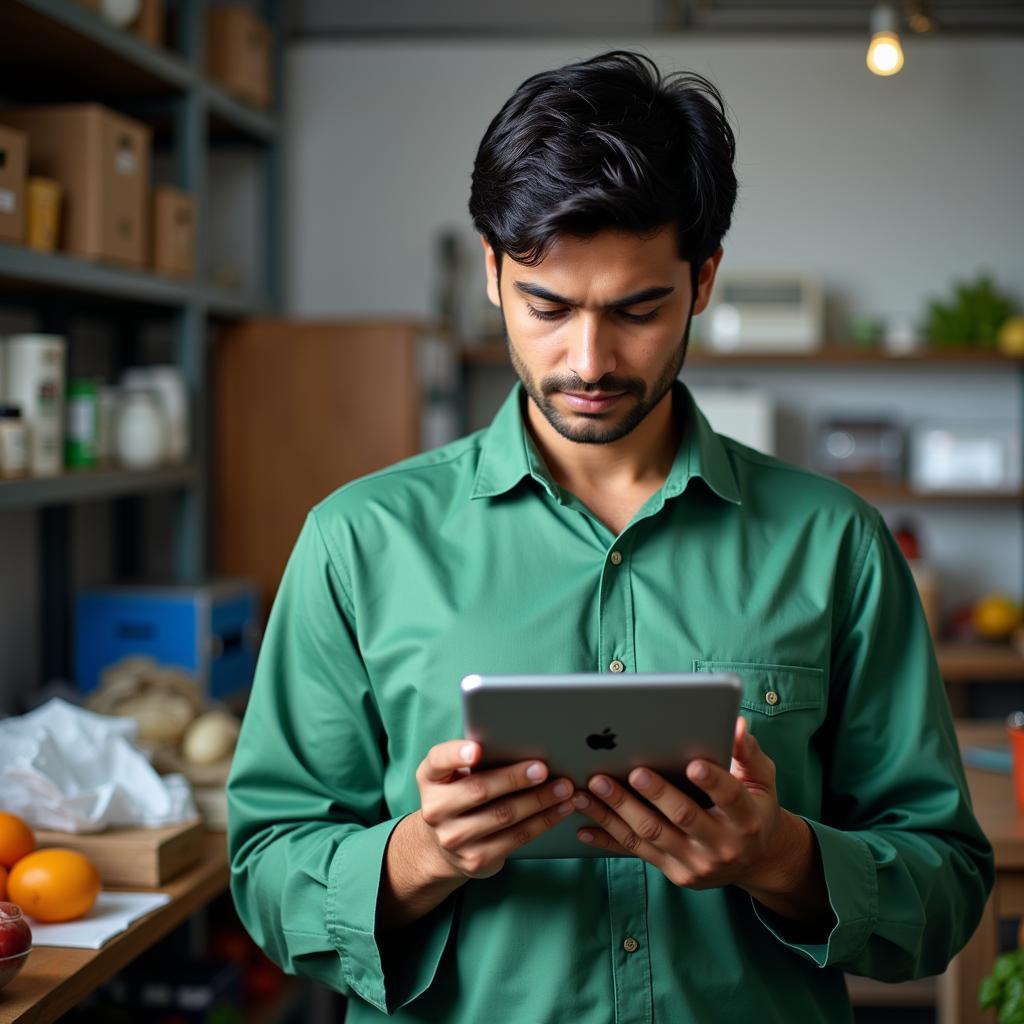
[973,594,1022,640]
[997,316,1024,356]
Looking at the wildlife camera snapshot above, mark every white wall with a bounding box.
[282,35,1024,324]
[280,34,1024,622]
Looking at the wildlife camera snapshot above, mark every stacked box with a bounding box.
[0,104,151,266]
[0,124,27,243]
[207,6,272,109]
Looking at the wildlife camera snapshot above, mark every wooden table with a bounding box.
[0,832,229,1024]
[0,735,1020,1024]
[939,722,1024,1024]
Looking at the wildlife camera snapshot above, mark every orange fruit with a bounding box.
[0,864,7,901]
[7,848,101,923]
[0,811,35,868]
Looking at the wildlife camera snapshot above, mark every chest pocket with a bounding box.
[692,660,825,814]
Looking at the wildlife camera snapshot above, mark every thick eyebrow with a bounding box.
[512,281,675,309]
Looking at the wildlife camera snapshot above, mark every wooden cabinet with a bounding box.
[214,319,426,612]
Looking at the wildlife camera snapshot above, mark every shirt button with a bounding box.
[765,690,780,706]
[623,937,639,953]
[609,660,625,673]
[610,551,623,565]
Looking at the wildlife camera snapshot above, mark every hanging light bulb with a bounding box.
[866,3,904,76]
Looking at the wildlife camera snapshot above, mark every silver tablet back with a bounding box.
[460,672,742,859]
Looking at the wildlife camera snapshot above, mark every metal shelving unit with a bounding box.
[0,0,283,684]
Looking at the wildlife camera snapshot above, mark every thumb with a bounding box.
[730,716,773,784]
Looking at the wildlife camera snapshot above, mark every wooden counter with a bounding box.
[0,832,229,1024]
[940,722,1024,1024]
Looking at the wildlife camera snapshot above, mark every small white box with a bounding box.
[688,386,777,455]
[910,425,1022,493]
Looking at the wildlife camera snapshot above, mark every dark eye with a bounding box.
[620,309,659,324]
[526,306,565,322]
[525,306,660,324]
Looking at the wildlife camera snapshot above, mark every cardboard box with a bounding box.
[35,818,206,887]
[131,0,165,48]
[0,124,27,244]
[206,6,272,109]
[0,104,151,267]
[25,176,61,253]
[152,185,195,277]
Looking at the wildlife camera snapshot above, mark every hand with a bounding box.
[572,717,808,898]
[414,739,576,881]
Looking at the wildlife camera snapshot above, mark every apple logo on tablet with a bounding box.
[587,727,617,750]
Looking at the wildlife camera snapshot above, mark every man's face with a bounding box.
[482,226,723,445]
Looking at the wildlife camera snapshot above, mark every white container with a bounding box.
[121,365,188,462]
[116,387,167,470]
[2,334,66,476]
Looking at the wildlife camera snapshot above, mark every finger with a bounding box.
[469,795,581,865]
[574,785,681,864]
[729,722,776,790]
[419,739,482,783]
[731,716,748,765]
[575,826,631,855]
[626,767,725,849]
[424,758,551,822]
[440,776,576,846]
[684,759,760,834]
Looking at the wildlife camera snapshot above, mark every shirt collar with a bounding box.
[470,379,742,507]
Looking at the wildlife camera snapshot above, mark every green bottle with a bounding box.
[66,378,99,469]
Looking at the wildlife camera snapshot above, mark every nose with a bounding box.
[565,314,617,385]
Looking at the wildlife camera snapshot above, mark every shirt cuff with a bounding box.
[751,816,878,968]
[325,814,457,1014]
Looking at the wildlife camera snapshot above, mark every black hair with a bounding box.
[468,50,738,297]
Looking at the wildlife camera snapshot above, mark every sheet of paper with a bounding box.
[27,891,172,950]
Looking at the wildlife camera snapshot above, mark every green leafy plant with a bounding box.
[980,949,1024,1022]
[924,272,1017,348]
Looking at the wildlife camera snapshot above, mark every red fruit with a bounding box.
[0,901,31,959]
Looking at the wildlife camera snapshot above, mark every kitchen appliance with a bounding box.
[910,425,1022,493]
[701,272,824,353]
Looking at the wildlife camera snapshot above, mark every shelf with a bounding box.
[0,244,272,318]
[937,643,1024,682]
[687,346,1023,365]
[847,481,1023,505]
[203,83,278,144]
[203,284,269,319]
[0,832,229,1024]
[459,342,1023,368]
[0,0,194,102]
[0,463,198,510]
[0,243,192,309]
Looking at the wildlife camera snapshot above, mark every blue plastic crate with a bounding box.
[75,580,261,700]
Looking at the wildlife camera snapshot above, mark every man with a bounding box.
[227,51,993,1022]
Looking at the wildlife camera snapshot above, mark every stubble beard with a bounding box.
[505,311,694,446]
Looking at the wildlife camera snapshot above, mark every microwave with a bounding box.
[700,273,824,353]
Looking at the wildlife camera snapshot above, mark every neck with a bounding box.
[524,385,683,495]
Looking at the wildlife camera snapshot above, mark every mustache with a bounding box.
[541,378,644,397]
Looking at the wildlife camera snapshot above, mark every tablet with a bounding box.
[460,672,742,859]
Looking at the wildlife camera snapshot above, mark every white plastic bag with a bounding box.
[0,697,197,832]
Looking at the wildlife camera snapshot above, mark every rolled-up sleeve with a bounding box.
[226,510,456,1013]
[756,510,994,977]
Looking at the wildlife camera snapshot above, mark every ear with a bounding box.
[480,234,501,308]
[691,246,725,316]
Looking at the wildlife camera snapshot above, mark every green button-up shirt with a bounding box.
[227,380,993,1023]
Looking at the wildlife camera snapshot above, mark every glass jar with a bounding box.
[0,405,29,479]
[115,387,167,470]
